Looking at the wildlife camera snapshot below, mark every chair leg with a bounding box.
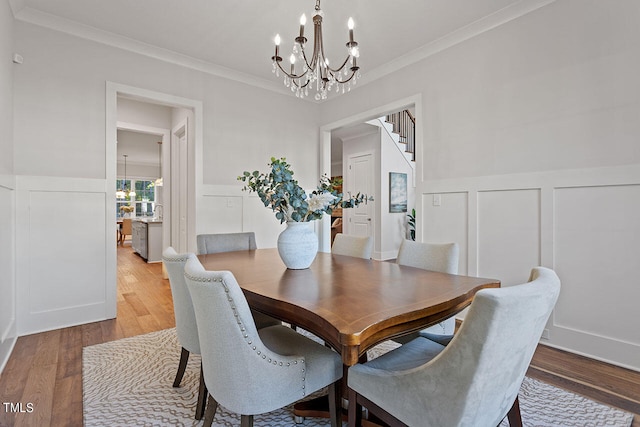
[173,347,190,387]
[240,414,254,427]
[348,388,362,427]
[203,395,218,427]
[328,381,342,427]
[195,361,208,420]
[506,396,522,427]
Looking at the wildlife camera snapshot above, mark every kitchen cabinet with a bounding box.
[131,219,163,263]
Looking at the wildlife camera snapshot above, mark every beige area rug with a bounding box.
[83,328,634,427]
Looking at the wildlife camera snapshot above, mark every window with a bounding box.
[116,179,157,217]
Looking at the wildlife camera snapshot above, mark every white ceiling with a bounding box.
[9,0,554,100]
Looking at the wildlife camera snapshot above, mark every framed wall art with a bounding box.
[389,172,407,213]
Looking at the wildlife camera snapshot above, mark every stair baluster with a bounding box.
[385,109,415,162]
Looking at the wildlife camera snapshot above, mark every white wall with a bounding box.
[11,20,320,335]
[379,122,416,260]
[0,0,12,176]
[0,0,16,373]
[117,102,171,181]
[339,121,415,260]
[320,0,640,371]
[118,97,173,130]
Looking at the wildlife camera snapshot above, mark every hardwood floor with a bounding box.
[529,346,640,425]
[0,244,638,426]
[0,243,175,427]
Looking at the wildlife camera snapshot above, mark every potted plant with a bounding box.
[407,208,416,241]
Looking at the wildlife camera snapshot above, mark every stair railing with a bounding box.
[385,110,415,161]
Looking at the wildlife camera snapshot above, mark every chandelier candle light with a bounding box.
[271,0,360,101]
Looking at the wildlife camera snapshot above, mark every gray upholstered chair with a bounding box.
[331,233,373,259]
[347,267,561,427]
[183,256,344,427]
[196,232,257,254]
[162,247,207,420]
[395,240,459,340]
[196,231,280,329]
[163,246,281,420]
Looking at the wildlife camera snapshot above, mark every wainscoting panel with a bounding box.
[197,186,285,249]
[16,177,110,335]
[0,178,16,373]
[421,192,469,275]
[477,189,541,286]
[242,195,285,249]
[417,165,640,370]
[554,184,640,366]
[28,191,106,312]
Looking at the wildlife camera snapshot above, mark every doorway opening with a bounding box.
[105,82,203,319]
[116,123,169,253]
[320,94,422,260]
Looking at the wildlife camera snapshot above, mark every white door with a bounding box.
[346,152,374,239]
[171,121,189,252]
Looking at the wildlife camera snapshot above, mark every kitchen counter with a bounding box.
[135,217,163,224]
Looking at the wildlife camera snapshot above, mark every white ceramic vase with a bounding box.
[277,221,318,269]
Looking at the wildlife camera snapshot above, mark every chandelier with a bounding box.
[271,0,360,101]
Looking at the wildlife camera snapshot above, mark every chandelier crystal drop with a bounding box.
[271,0,360,101]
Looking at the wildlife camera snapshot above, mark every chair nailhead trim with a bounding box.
[163,255,191,263]
[185,271,308,395]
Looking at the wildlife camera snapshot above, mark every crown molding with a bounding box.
[7,0,26,17]
[12,6,294,98]
[358,0,556,88]
[12,0,556,102]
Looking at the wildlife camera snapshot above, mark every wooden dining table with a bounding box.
[198,248,500,423]
[197,248,500,367]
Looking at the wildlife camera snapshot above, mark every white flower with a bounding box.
[307,192,337,212]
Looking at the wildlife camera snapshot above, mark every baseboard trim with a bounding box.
[0,335,17,376]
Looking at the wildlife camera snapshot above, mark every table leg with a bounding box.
[294,362,386,427]
[293,397,387,426]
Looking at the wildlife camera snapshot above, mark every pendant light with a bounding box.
[126,154,136,198]
[119,154,136,199]
[116,154,126,199]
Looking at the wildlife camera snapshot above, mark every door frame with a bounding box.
[171,118,189,253]
[319,94,423,253]
[105,82,203,318]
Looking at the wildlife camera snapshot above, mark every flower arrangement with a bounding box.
[120,205,135,213]
[238,157,372,223]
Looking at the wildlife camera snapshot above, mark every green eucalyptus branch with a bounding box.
[238,157,373,224]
